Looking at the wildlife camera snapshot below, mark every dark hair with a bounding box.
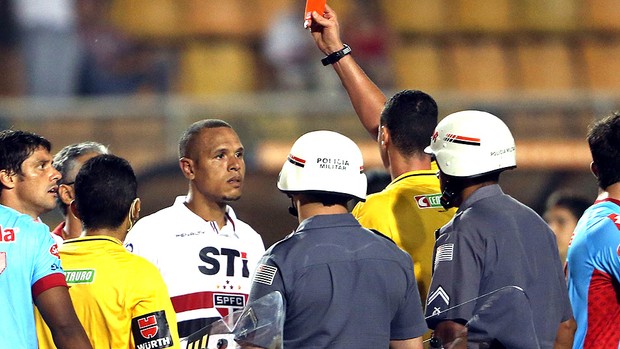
[380,90,438,157]
[53,141,109,215]
[545,191,591,220]
[587,112,620,189]
[178,119,232,159]
[304,192,351,206]
[0,130,51,193]
[74,154,137,230]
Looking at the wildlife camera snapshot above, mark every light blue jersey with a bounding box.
[0,204,66,348]
[567,198,620,349]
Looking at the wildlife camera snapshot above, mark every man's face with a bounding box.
[544,206,579,262]
[14,147,62,218]
[186,127,245,204]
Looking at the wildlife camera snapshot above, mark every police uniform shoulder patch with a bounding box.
[253,263,278,286]
[132,310,174,349]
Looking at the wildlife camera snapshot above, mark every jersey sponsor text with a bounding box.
[0,225,17,242]
[65,269,95,284]
[198,247,250,277]
[415,194,443,209]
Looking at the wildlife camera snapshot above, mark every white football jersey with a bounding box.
[124,196,265,339]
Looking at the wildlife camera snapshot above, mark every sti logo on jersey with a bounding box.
[415,194,443,209]
[213,293,246,318]
[198,247,250,278]
[132,311,173,349]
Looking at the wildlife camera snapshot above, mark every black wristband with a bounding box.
[321,44,352,66]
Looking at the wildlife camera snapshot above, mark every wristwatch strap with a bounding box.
[321,44,352,66]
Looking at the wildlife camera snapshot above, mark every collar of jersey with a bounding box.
[63,235,123,246]
[388,162,439,188]
[594,197,620,207]
[458,184,503,213]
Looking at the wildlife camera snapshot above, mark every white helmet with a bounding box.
[424,110,516,178]
[277,130,367,201]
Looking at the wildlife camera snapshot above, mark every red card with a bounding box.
[304,0,326,29]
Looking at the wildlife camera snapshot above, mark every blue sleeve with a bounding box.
[589,215,620,283]
[391,260,428,339]
[425,222,484,329]
[30,220,64,285]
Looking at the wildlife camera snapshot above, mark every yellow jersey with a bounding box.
[36,235,180,349]
[353,163,456,301]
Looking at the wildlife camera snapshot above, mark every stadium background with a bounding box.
[1,0,619,246]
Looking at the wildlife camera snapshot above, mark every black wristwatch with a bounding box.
[321,44,352,66]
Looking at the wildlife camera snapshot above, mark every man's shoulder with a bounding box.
[131,204,182,230]
[232,217,260,236]
[0,207,51,243]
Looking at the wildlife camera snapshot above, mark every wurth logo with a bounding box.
[138,315,158,339]
[132,311,173,349]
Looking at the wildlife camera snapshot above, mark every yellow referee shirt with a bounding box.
[36,236,180,349]
[352,163,456,302]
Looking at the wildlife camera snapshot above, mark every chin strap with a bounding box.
[440,189,459,209]
[287,196,298,217]
[439,175,462,209]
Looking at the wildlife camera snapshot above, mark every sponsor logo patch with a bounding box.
[49,244,60,258]
[65,269,95,284]
[415,194,443,209]
[132,310,173,349]
[253,263,277,286]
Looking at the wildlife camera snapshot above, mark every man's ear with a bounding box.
[130,198,141,222]
[590,161,599,179]
[69,200,81,220]
[0,170,16,190]
[179,157,195,180]
[379,126,390,148]
[58,184,74,206]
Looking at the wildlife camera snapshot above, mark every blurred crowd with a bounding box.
[0,0,395,97]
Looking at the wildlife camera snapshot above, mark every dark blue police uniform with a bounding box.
[249,213,428,348]
[425,184,573,348]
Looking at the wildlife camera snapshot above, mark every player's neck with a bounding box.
[184,195,227,229]
[297,201,348,223]
[605,182,620,201]
[84,227,126,243]
[389,152,431,179]
[63,215,83,240]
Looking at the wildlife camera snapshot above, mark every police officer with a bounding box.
[248,130,428,348]
[424,110,575,348]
